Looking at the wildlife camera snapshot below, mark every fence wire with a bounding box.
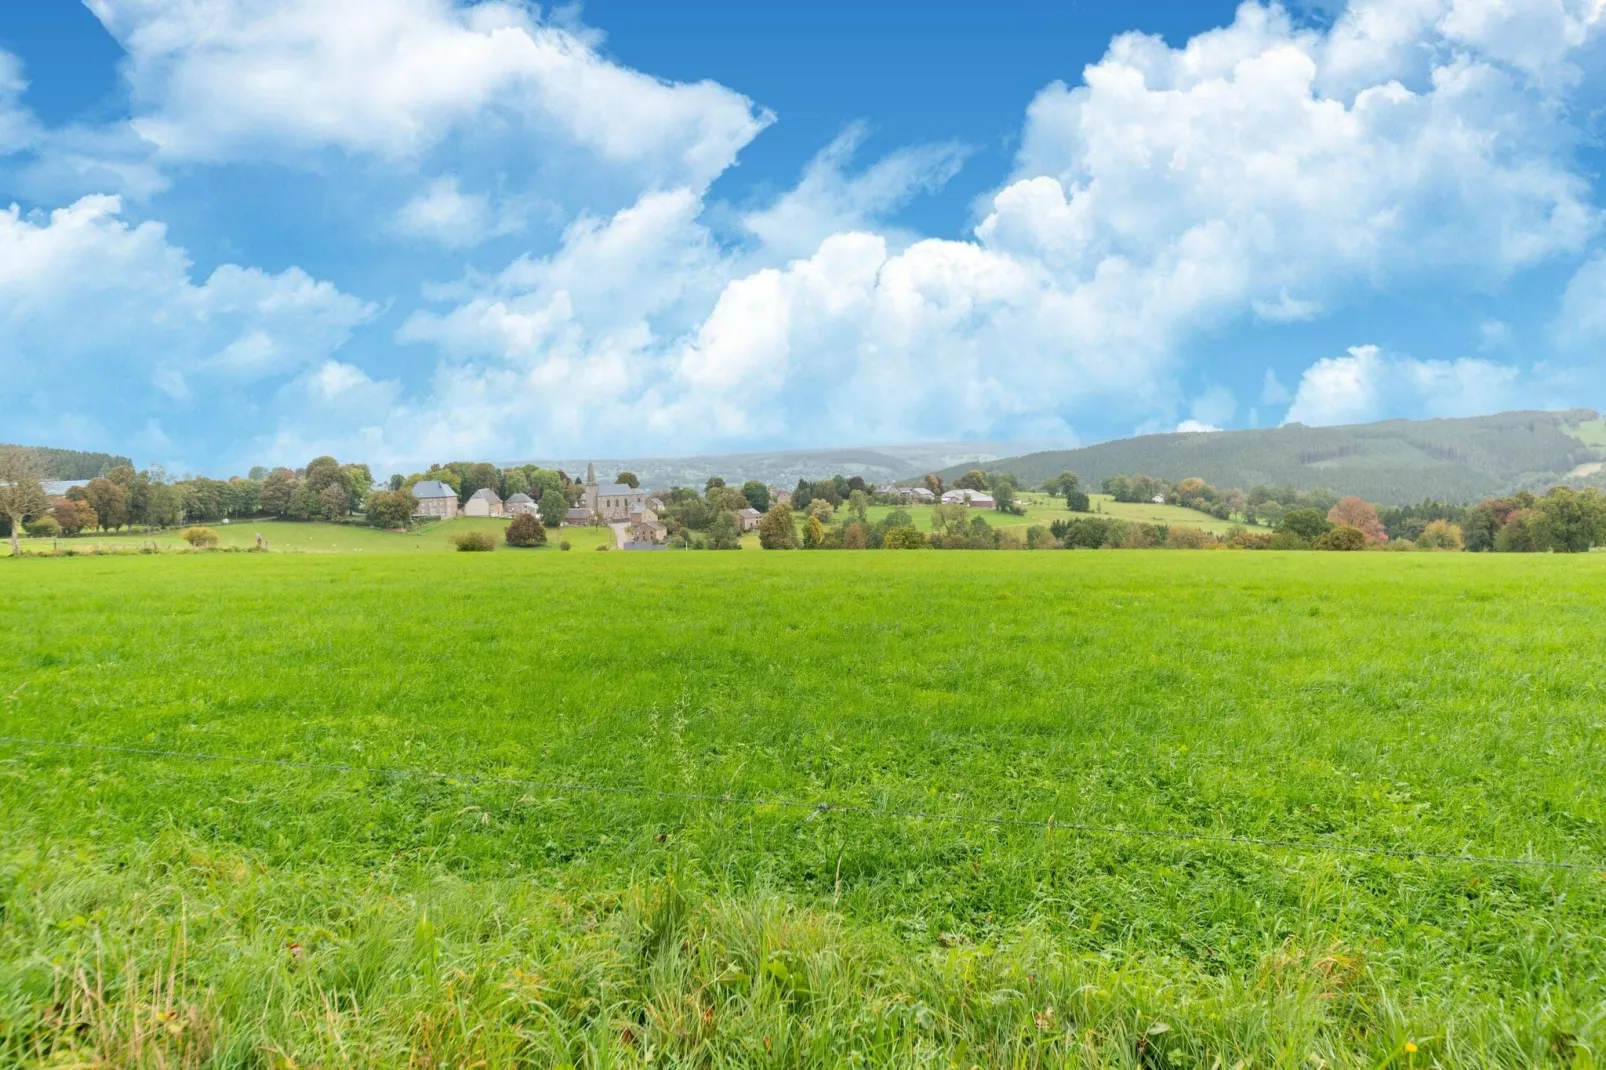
[0,734,1598,872]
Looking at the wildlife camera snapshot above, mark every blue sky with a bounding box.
[1,0,1603,476]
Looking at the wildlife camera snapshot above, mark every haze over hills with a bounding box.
[505,443,1049,491]
[936,410,1606,505]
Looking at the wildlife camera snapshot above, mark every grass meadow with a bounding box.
[2,551,1604,1066]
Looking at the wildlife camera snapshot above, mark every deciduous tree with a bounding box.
[757,503,797,549]
[505,511,547,547]
[741,481,770,513]
[1327,496,1387,543]
[0,448,49,557]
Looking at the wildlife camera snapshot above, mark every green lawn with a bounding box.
[2,551,1603,1065]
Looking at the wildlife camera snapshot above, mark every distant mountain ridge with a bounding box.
[505,442,1049,490]
[935,410,1605,505]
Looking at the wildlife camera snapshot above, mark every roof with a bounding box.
[737,507,762,518]
[468,488,501,502]
[565,507,593,521]
[43,480,90,497]
[412,480,455,499]
[505,492,534,504]
[594,482,640,497]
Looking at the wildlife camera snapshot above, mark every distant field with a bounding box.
[2,551,1603,1065]
[4,516,617,555]
[841,494,1254,536]
[1571,418,1606,449]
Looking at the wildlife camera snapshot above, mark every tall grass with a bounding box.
[1,551,1604,1065]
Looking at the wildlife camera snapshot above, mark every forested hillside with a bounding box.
[2,445,132,480]
[938,410,1603,505]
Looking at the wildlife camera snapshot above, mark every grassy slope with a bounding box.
[850,496,1255,536]
[4,516,618,555]
[2,552,1604,1065]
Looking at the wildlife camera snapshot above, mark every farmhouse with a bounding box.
[737,506,763,531]
[505,492,537,516]
[880,485,935,503]
[564,506,595,526]
[941,488,995,508]
[463,488,504,517]
[411,479,459,518]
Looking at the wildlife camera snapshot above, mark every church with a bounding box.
[581,463,647,521]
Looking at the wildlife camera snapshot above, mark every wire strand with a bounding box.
[0,734,1597,872]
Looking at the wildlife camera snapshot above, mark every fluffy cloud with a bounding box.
[1283,344,1524,425]
[336,0,1602,465]
[0,195,374,464]
[88,0,770,192]
[9,0,1606,470]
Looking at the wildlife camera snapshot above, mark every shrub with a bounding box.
[594,543,609,551]
[1278,508,1333,541]
[881,526,928,549]
[1066,490,1091,513]
[559,539,572,551]
[181,526,219,548]
[1164,525,1210,550]
[1267,531,1309,550]
[1416,520,1464,551]
[1314,525,1368,551]
[451,531,496,552]
[24,515,61,538]
[505,512,547,547]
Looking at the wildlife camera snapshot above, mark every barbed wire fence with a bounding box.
[0,734,1599,873]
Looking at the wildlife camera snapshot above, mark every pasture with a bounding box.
[1,551,1603,1066]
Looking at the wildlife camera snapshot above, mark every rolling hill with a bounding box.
[507,442,1049,490]
[936,410,1604,505]
[1,445,132,480]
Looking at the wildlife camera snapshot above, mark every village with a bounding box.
[402,462,1009,549]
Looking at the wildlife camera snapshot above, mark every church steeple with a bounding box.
[585,462,596,485]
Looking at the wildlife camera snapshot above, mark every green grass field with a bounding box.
[2,552,1603,1066]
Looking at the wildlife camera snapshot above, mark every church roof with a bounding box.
[595,483,640,496]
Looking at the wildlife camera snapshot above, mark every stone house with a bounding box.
[505,493,538,516]
[464,488,504,517]
[564,506,595,526]
[411,479,460,518]
[737,506,763,531]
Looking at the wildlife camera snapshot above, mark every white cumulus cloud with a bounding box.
[1283,344,1524,425]
[0,195,375,466]
[88,0,771,192]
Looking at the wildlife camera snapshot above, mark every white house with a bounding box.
[941,488,995,509]
[463,488,504,517]
[1152,494,1167,505]
[411,480,459,518]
